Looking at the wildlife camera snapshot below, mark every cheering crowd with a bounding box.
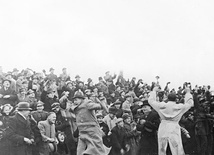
[0,67,214,155]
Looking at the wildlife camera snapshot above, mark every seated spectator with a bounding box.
[38,112,58,155]
[0,79,18,106]
[0,104,13,155]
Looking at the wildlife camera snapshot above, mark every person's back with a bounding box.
[148,87,193,155]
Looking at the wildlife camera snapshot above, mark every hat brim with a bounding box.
[17,108,32,111]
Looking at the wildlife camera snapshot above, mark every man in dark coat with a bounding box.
[109,118,128,155]
[0,79,18,106]
[52,102,77,155]
[6,102,34,155]
[137,102,160,155]
[41,88,58,112]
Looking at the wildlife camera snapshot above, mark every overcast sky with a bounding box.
[1,0,214,89]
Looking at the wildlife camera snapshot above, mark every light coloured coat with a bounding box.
[148,91,193,155]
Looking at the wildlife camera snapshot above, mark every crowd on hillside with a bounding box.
[0,67,213,155]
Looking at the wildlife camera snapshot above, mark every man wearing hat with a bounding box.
[7,102,34,155]
[96,112,111,147]
[103,106,118,131]
[104,71,116,83]
[0,79,18,106]
[148,86,194,155]
[136,100,160,155]
[122,113,139,155]
[41,88,58,112]
[122,94,133,118]
[46,68,57,82]
[96,77,108,96]
[31,101,48,123]
[74,75,81,86]
[109,117,127,155]
[71,91,109,155]
[5,72,16,91]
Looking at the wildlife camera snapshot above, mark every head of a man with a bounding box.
[122,113,131,124]
[116,118,124,128]
[3,80,11,89]
[17,102,32,117]
[73,91,85,106]
[167,93,177,102]
[47,112,56,124]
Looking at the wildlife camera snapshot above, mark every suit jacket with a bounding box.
[0,87,17,106]
[38,120,56,142]
[7,113,33,155]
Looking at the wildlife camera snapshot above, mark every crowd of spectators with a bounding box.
[0,67,213,155]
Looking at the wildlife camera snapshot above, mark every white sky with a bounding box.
[1,0,214,89]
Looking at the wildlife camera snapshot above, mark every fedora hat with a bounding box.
[17,102,32,111]
[72,91,85,100]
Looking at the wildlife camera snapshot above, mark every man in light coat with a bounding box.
[71,91,109,155]
[148,86,193,155]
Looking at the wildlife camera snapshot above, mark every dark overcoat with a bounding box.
[137,110,160,155]
[109,126,127,155]
[7,113,34,155]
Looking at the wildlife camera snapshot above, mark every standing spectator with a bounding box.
[46,68,58,82]
[0,79,18,106]
[116,71,126,88]
[104,71,116,83]
[7,102,34,155]
[103,107,118,131]
[74,75,81,86]
[26,89,38,110]
[5,72,16,91]
[122,94,133,117]
[71,91,109,155]
[96,77,109,96]
[109,118,128,155]
[136,102,160,155]
[52,102,77,155]
[41,88,58,112]
[17,87,29,102]
[148,86,193,155]
[122,113,139,155]
[38,112,58,155]
[28,76,40,99]
[12,68,19,80]
[96,112,111,147]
